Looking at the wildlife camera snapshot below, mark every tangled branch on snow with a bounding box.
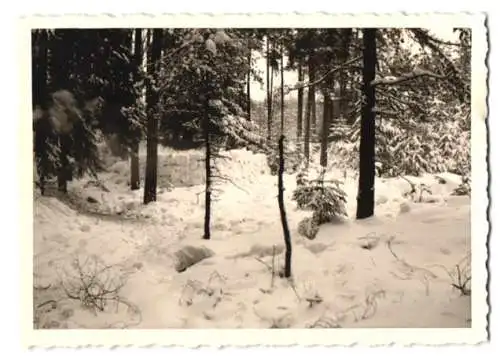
[178,271,228,308]
[59,255,134,315]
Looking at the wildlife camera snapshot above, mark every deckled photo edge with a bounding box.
[19,12,489,348]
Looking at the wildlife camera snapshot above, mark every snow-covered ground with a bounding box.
[33,148,471,329]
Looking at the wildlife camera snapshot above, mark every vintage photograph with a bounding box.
[24,13,488,346]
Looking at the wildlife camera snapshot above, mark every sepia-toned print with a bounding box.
[21,13,488,347]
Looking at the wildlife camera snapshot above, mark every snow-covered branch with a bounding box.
[371,68,444,86]
[409,28,470,101]
[409,29,461,47]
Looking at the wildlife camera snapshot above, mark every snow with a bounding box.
[33,148,471,329]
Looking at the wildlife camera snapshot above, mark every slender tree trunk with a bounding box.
[270,65,274,126]
[308,57,317,142]
[296,61,304,144]
[304,76,312,167]
[143,29,162,204]
[203,96,212,240]
[280,43,285,134]
[266,38,272,141]
[278,135,292,278]
[247,51,252,122]
[356,28,377,219]
[130,28,142,191]
[320,93,331,167]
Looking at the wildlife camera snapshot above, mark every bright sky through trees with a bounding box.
[249,27,459,101]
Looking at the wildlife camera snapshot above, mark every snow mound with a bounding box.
[174,246,215,273]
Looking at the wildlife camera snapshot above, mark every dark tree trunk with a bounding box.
[130,28,142,191]
[278,135,292,278]
[247,51,252,122]
[266,38,272,141]
[296,62,304,143]
[203,98,211,240]
[143,29,162,204]
[356,28,377,219]
[320,93,331,167]
[130,142,140,190]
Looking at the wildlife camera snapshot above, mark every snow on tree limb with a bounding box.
[371,68,444,86]
[411,29,461,47]
[409,28,470,102]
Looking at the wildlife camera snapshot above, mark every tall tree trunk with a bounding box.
[266,38,272,141]
[308,57,317,142]
[143,29,162,204]
[278,135,292,278]
[203,96,211,240]
[320,93,331,167]
[280,42,285,134]
[304,77,312,167]
[130,28,142,191]
[296,61,304,145]
[356,29,377,219]
[270,64,274,127]
[247,50,252,122]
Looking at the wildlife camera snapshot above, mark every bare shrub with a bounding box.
[430,253,471,296]
[59,255,132,314]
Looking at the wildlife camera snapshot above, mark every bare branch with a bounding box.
[211,173,250,194]
[372,68,444,86]
[286,56,362,93]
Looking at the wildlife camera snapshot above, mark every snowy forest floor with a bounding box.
[33,148,471,329]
